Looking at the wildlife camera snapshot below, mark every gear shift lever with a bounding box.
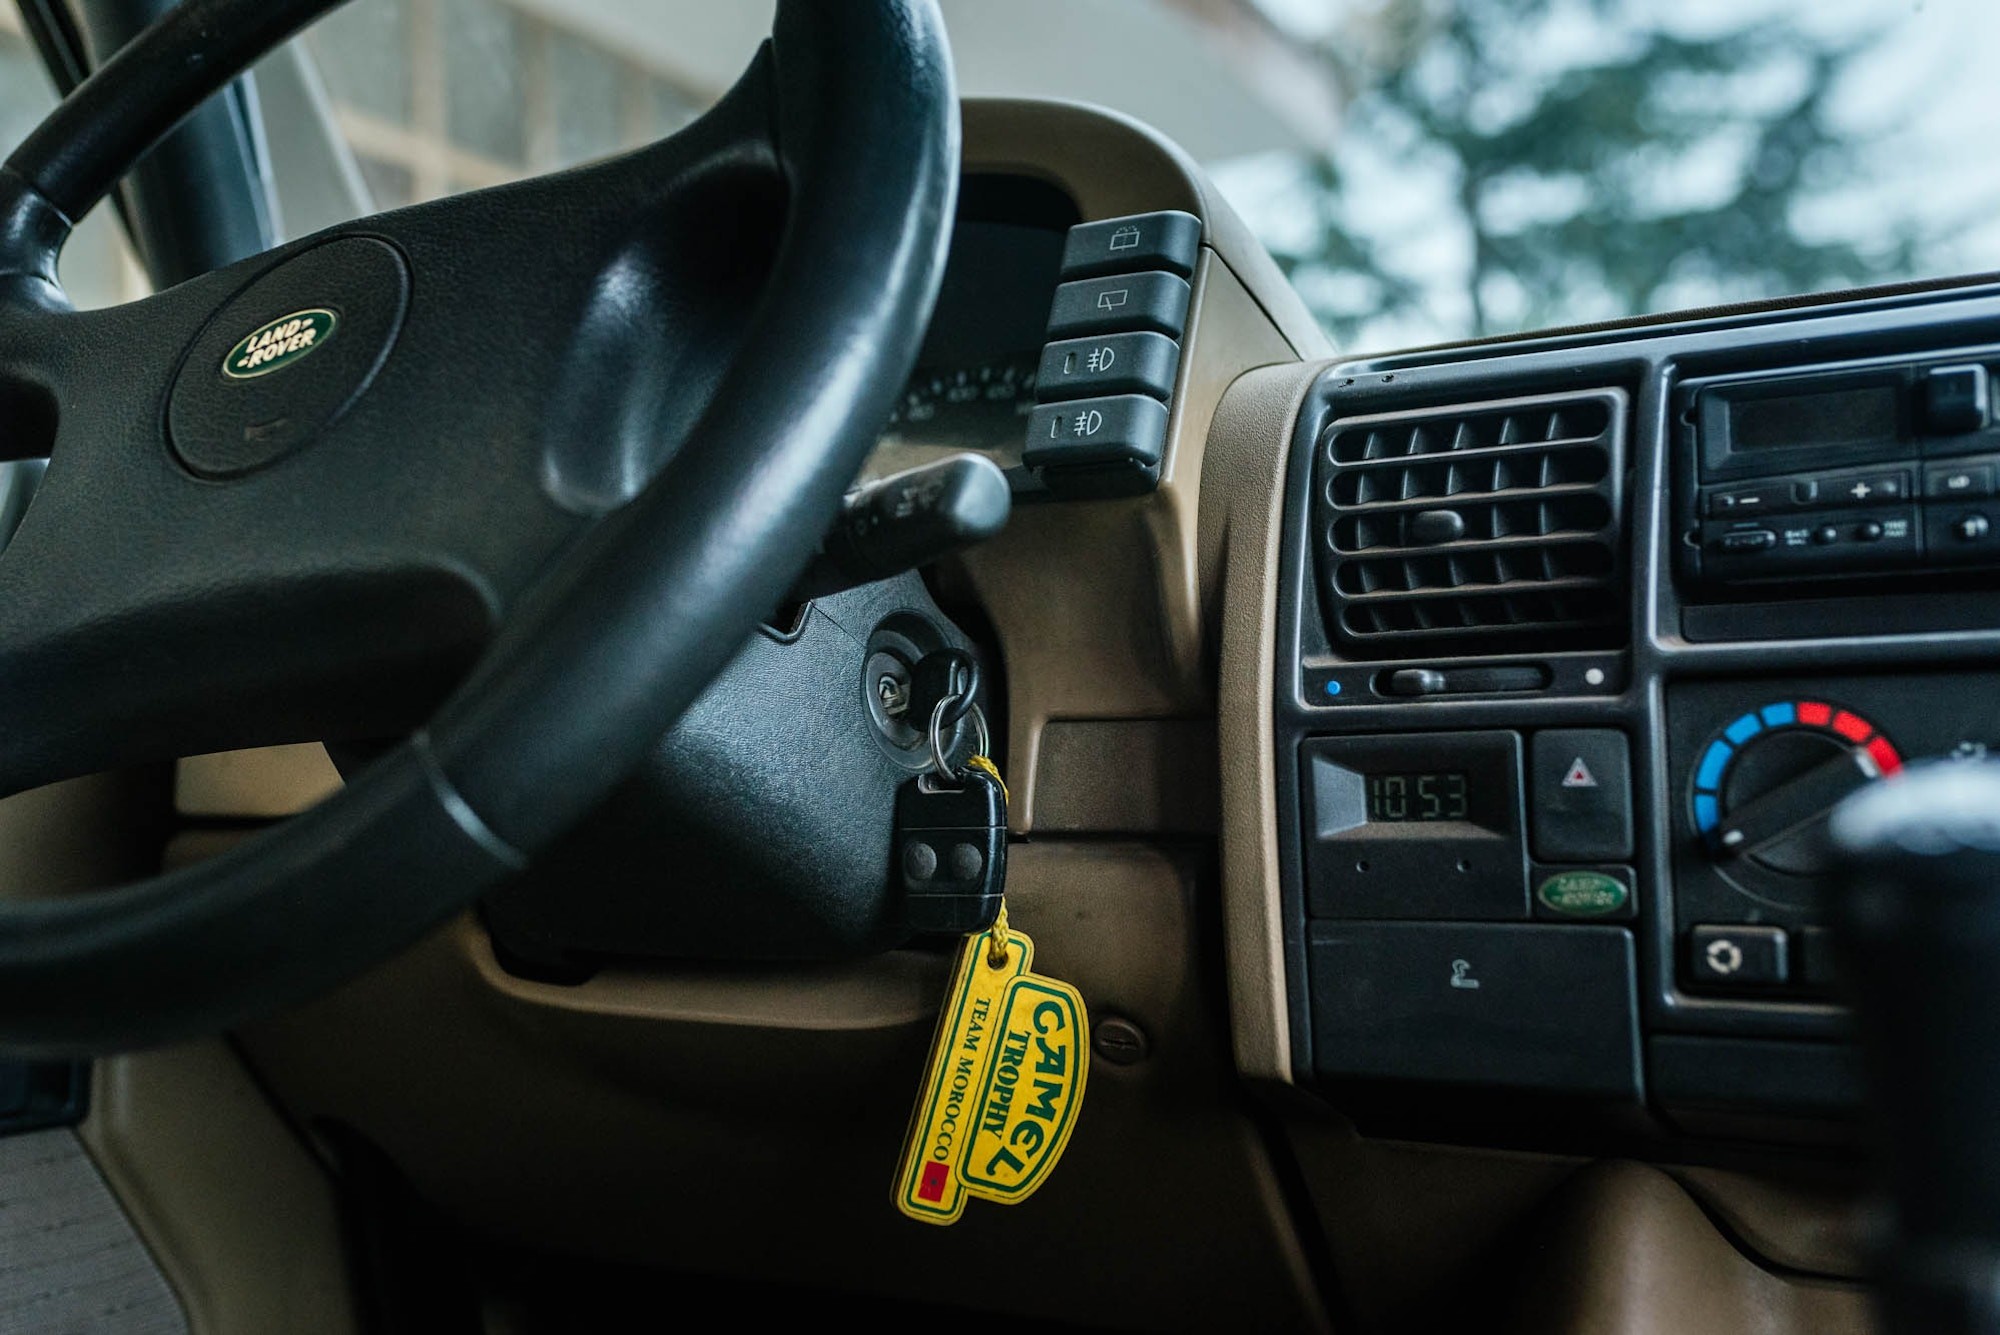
[1831,759,2000,1334]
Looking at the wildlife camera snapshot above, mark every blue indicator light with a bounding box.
[1760,702,1796,729]
[1323,679,1342,698]
[1694,793,1720,834]
[1695,741,1731,791]
[1724,713,1764,745]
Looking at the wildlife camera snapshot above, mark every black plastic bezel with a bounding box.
[1271,278,2000,1150]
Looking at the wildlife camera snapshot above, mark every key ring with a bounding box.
[928,693,989,779]
[931,650,980,730]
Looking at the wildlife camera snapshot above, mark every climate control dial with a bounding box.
[1691,701,1902,896]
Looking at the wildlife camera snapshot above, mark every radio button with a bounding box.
[1924,364,1989,436]
[1926,462,1996,499]
[1924,505,2000,565]
[1705,483,1787,517]
[1831,471,1908,504]
[1789,477,1820,506]
[1715,528,1777,554]
[1705,508,1918,576]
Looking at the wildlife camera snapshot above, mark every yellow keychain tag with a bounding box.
[894,909,1089,1225]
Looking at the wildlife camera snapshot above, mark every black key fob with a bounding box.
[896,768,1006,936]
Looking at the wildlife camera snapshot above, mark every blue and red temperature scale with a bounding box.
[1692,701,1903,840]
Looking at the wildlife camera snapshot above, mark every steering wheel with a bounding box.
[0,0,958,1054]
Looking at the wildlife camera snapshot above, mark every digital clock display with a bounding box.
[1366,772,1470,822]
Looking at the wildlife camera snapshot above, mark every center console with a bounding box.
[1272,285,2000,1149]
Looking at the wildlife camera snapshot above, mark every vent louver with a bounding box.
[1313,389,1627,654]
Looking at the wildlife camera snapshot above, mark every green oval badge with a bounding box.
[1537,870,1629,917]
[223,308,337,380]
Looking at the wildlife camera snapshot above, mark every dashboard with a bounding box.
[116,97,1921,1333]
[1268,284,2000,1151]
[853,157,2000,1161]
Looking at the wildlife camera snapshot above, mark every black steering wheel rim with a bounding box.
[0,0,959,1055]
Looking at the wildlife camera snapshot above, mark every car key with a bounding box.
[892,732,1090,1226]
[896,761,1007,937]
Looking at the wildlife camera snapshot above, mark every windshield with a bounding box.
[1215,0,2000,351]
[5,1,1995,350]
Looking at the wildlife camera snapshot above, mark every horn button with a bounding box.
[168,236,410,479]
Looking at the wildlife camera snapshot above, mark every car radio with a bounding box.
[1680,351,2000,583]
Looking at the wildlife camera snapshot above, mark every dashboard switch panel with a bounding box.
[1307,921,1639,1098]
[1028,218,1200,498]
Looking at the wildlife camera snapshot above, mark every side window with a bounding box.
[298,0,711,211]
[0,7,149,309]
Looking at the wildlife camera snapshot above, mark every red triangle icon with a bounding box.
[1562,758,1597,789]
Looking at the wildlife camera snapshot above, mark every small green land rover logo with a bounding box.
[223,308,337,379]
[1536,869,1629,917]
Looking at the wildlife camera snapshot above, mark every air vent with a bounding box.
[1313,389,1627,654]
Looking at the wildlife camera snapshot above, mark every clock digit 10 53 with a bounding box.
[1366,772,1471,822]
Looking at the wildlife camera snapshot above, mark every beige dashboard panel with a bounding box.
[0,770,169,900]
[81,1041,358,1335]
[1509,1161,1872,1335]
[1283,1127,1873,1334]
[1207,359,1328,1084]
[1668,1163,1870,1279]
[238,841,1329,1332]
[937,99,1324,832]
[175,743,340,819]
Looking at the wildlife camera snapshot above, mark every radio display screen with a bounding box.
[1729,385,1897,451]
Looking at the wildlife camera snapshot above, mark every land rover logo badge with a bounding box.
[223,309,337,379]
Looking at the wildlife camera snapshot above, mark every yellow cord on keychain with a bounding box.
[962,752,1007,805]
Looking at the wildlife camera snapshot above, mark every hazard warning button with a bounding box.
[1530,730,1633,863]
